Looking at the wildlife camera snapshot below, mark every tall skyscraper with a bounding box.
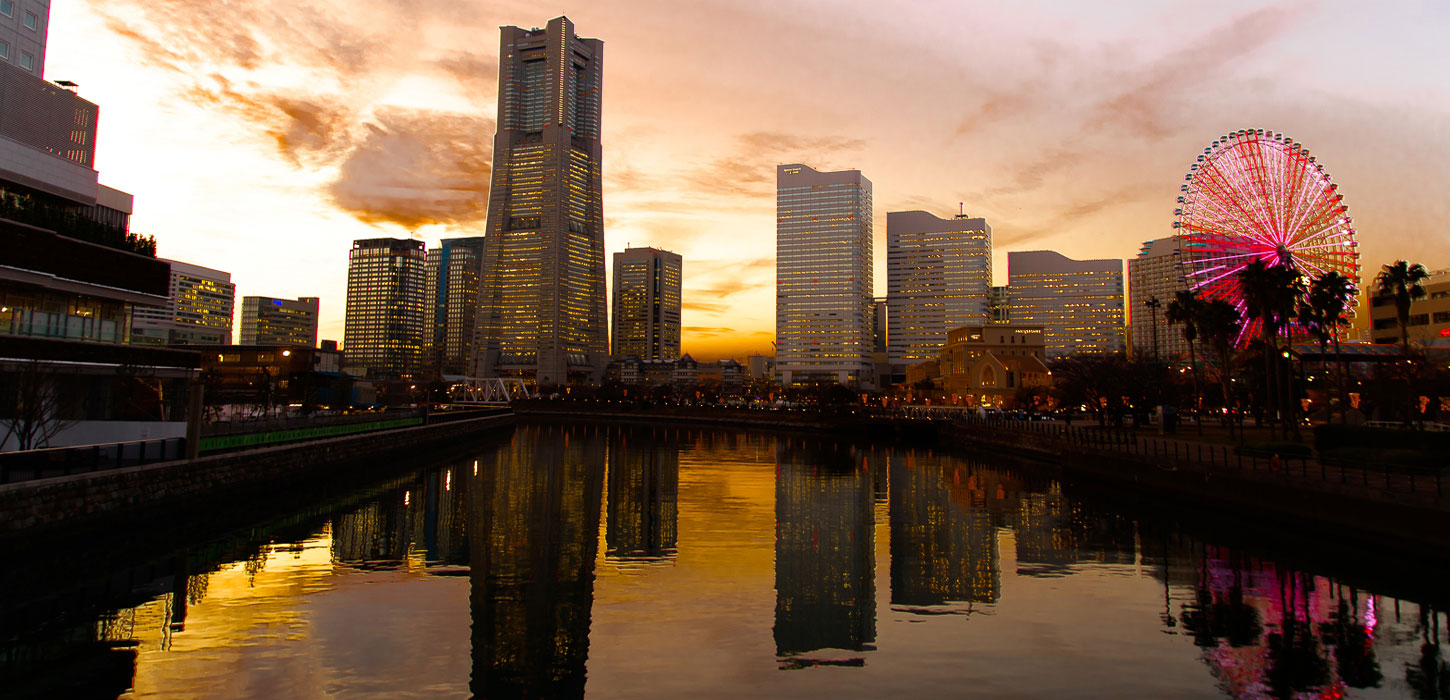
[426,237,485,376]
[611,246,681,361]
[1007,250,1125,358]
[886,210,992,374]
[1127,236,1188,360]
[343,238,426,379]
[239,296,319,347]
[776,164,873,386]
[130,259,235,345]
[475,16,606,386]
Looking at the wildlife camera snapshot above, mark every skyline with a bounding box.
[44,0,1450,360]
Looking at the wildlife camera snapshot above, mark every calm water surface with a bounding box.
[3,424,1448,699]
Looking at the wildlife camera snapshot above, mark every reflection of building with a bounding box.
[1370,268,1449,345]
[470,424,606,696]
[1011,486,1135,577]
[425,237,485,377]
[606,431,679,561]
[475,16,607,385]
[331,468,470,567]
[1007,250,1125,358]
[343,238,426,379]
[776,164,873,386]
[886,211,992,375]
[239,296,319,347]
[1127,237,1187,360]
[889,454,999,610]
[611,247,682,362]
[131,260,236,346]
[774,443,875,656]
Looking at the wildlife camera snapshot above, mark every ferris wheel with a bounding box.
[1173,129,1361,346]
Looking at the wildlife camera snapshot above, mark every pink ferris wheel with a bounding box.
[1173,129,1361,346]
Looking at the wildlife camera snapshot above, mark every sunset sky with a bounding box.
[44,0,1450,360]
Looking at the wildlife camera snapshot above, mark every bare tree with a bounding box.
[1,360,79,451]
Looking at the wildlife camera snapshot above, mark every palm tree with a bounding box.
[1375,260,1430,354]
[1239,260,1307,439]
[1198,299,1243,440]
[1297,271,1356,424]
[1166,290,1205,434]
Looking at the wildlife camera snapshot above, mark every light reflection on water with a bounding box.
[2,423,1447,699]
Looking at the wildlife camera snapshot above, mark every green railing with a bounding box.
[198,417,424,453]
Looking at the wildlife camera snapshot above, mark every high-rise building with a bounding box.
[130,259,235,345]
[474,16,606,386]
[1007,250,1125,358]
[1370,267,1450,345]
[611,246,681,361]
[343,238,426,379]
[426,237,485,376]
[989,286,1011,324]
[239,296,319,347]
[886,210,992,374]
[776,164,873,386]
[1127,236,1188,361]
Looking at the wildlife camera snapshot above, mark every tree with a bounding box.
[1,361,79,451]
[1375,260,1430,354]
[1144,295,1163,361]
[1298,271,1356,424]
[1198,299,1243,439]
[1166,290,1205,434]
[1238,260,1306,439]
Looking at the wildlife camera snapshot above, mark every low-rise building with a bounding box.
[906,324,1051,407]
[200,344,350,410]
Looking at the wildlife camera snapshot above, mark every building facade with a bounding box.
[474,16,607,386]
[426,237,484,377]
[343,238,426,379]
[886,210,992,374]
[130,259,235,346]
[0,0,48,77]
[1370,268,1450,345]
[776,164,873,386]
[611,246,681,362]
[906,324,1051,408]
[1127,236,1188,361]
[1007,250,1125,358]
[239,296,319,347]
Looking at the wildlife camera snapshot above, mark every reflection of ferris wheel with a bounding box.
[1174,129,1360,346]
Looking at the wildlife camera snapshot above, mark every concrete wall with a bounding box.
[0,419,186,451]
[0,412,514,536]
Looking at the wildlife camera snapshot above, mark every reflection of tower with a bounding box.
[773,443,875,657]
[329,468,470,568]
[1011,485,1134,577]
[889,454,999,610]
[469,425,606,697]
[606,430,679,562]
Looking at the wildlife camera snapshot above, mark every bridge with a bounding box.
[446,377,538,405]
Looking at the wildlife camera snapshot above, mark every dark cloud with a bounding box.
[329,110,494,228]
[682,326,737,336]
[682,300,730,314]
[93,0,497,228]
[1086,4,1305,138]
[684,131,868,198]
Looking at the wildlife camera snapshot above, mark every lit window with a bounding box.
[19,51,32,71]
[24,10,36,30]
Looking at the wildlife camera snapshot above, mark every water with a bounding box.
[3,423,1448,699]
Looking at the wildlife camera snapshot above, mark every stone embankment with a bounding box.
[0,412,515,537]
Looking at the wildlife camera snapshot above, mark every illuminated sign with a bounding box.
[1441,328,1450,338]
